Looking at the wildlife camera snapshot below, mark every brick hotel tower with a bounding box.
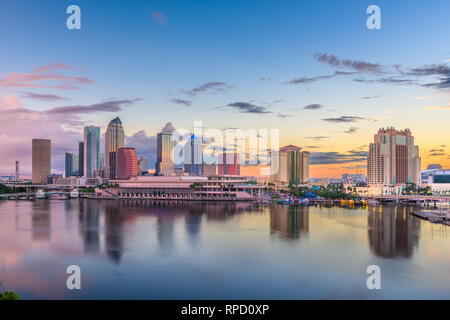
[368,127,421,185]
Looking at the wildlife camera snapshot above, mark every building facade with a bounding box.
[117,147,138,180]
[78,141,84,177]
[32,139,51,184]
[368,127,421,185]
[218,153,240,175]
[104,117,125,179]
[270,145,310,185]
[155,122,176,176]
[138,156,149,175]
[65,152,73,178]
[84,126,101,178]
[184,134,203,175]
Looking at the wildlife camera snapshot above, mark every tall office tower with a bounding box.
[138,156,149,175]
[32,139,51,184]
[184,134,203,175]
[218,152,240,175]
[72,154,79,176]
[99,153,105,170]
[84,126,101,178]
[368,127,421,185]
[15,161,19,182]
[65,152,73,177]
[78,141,84,177]
[117,147,138,180]
[270,145,310,185]
[155,122,176,176]
[104,117,125,179]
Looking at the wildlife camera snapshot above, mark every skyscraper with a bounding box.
[138,156,149,175]
[15,161,19,182]
[104,117,125,179]
[368,127,421,185]
[184,134,203,175]
[78,141,84,177]
[218,152,240,175]
[155,122,176,176]
[32,139,51,184]
[65,152,73,178]
[117,147,138,180]
[84,126,101,178]
[270,145,310,185]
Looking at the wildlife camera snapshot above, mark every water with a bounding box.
[0,199,448,299]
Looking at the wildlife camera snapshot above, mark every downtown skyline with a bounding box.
[0,0,449,177]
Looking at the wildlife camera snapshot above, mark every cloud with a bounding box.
[169,98,192,107]
[126,131,157,168]
[306,136,329,141]
[286,71,354,85]
[0,63,94,90]
[226,102,271,114]
[425,102,450,111]
[303,104,323,110]
[277,113,292,118]
[314,53,383,73]
[260,77,272,81]
[19,91,71,101]
[184,82,233,97]
[152,11,166,25]
[310,150,368,165]
[45,99,141,115]
[353,77,415,85]
[345,127,358,134]
[362,95,379,100]
[322,116,365,123]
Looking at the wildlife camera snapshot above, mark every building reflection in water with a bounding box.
[31,201,51,241]
[103,201,130,264]
[78,199,100,253]
[367,206,420,258]
[270,205,309,240]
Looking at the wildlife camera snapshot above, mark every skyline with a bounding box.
[0,0,449,177]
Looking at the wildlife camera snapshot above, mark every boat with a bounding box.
[70,189,79,198]
[367,200,379,206]
[35,189,45,199]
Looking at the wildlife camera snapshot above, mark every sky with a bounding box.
[0,0,449,177]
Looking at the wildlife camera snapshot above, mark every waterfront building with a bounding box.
[270,145,310,185]
[108,175,263,200]
[421,168,450,184]
[184,134,203,176]
[78,141,84,177]
[342,173,366,184]
[117,147,138,180]
[84,126,101,178]
[218,153,240,175]
[104,117,125,179]
[367,127,421,185]
[32,139,51,184]
[155,122,176,176]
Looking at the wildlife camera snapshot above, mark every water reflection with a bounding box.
[78,200,100,253]
[270,205,309,240]
[31,201,51,241]
[367,206,420,258]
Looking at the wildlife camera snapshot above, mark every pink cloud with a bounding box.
[0,63,94,90]
[152,11,167,25]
